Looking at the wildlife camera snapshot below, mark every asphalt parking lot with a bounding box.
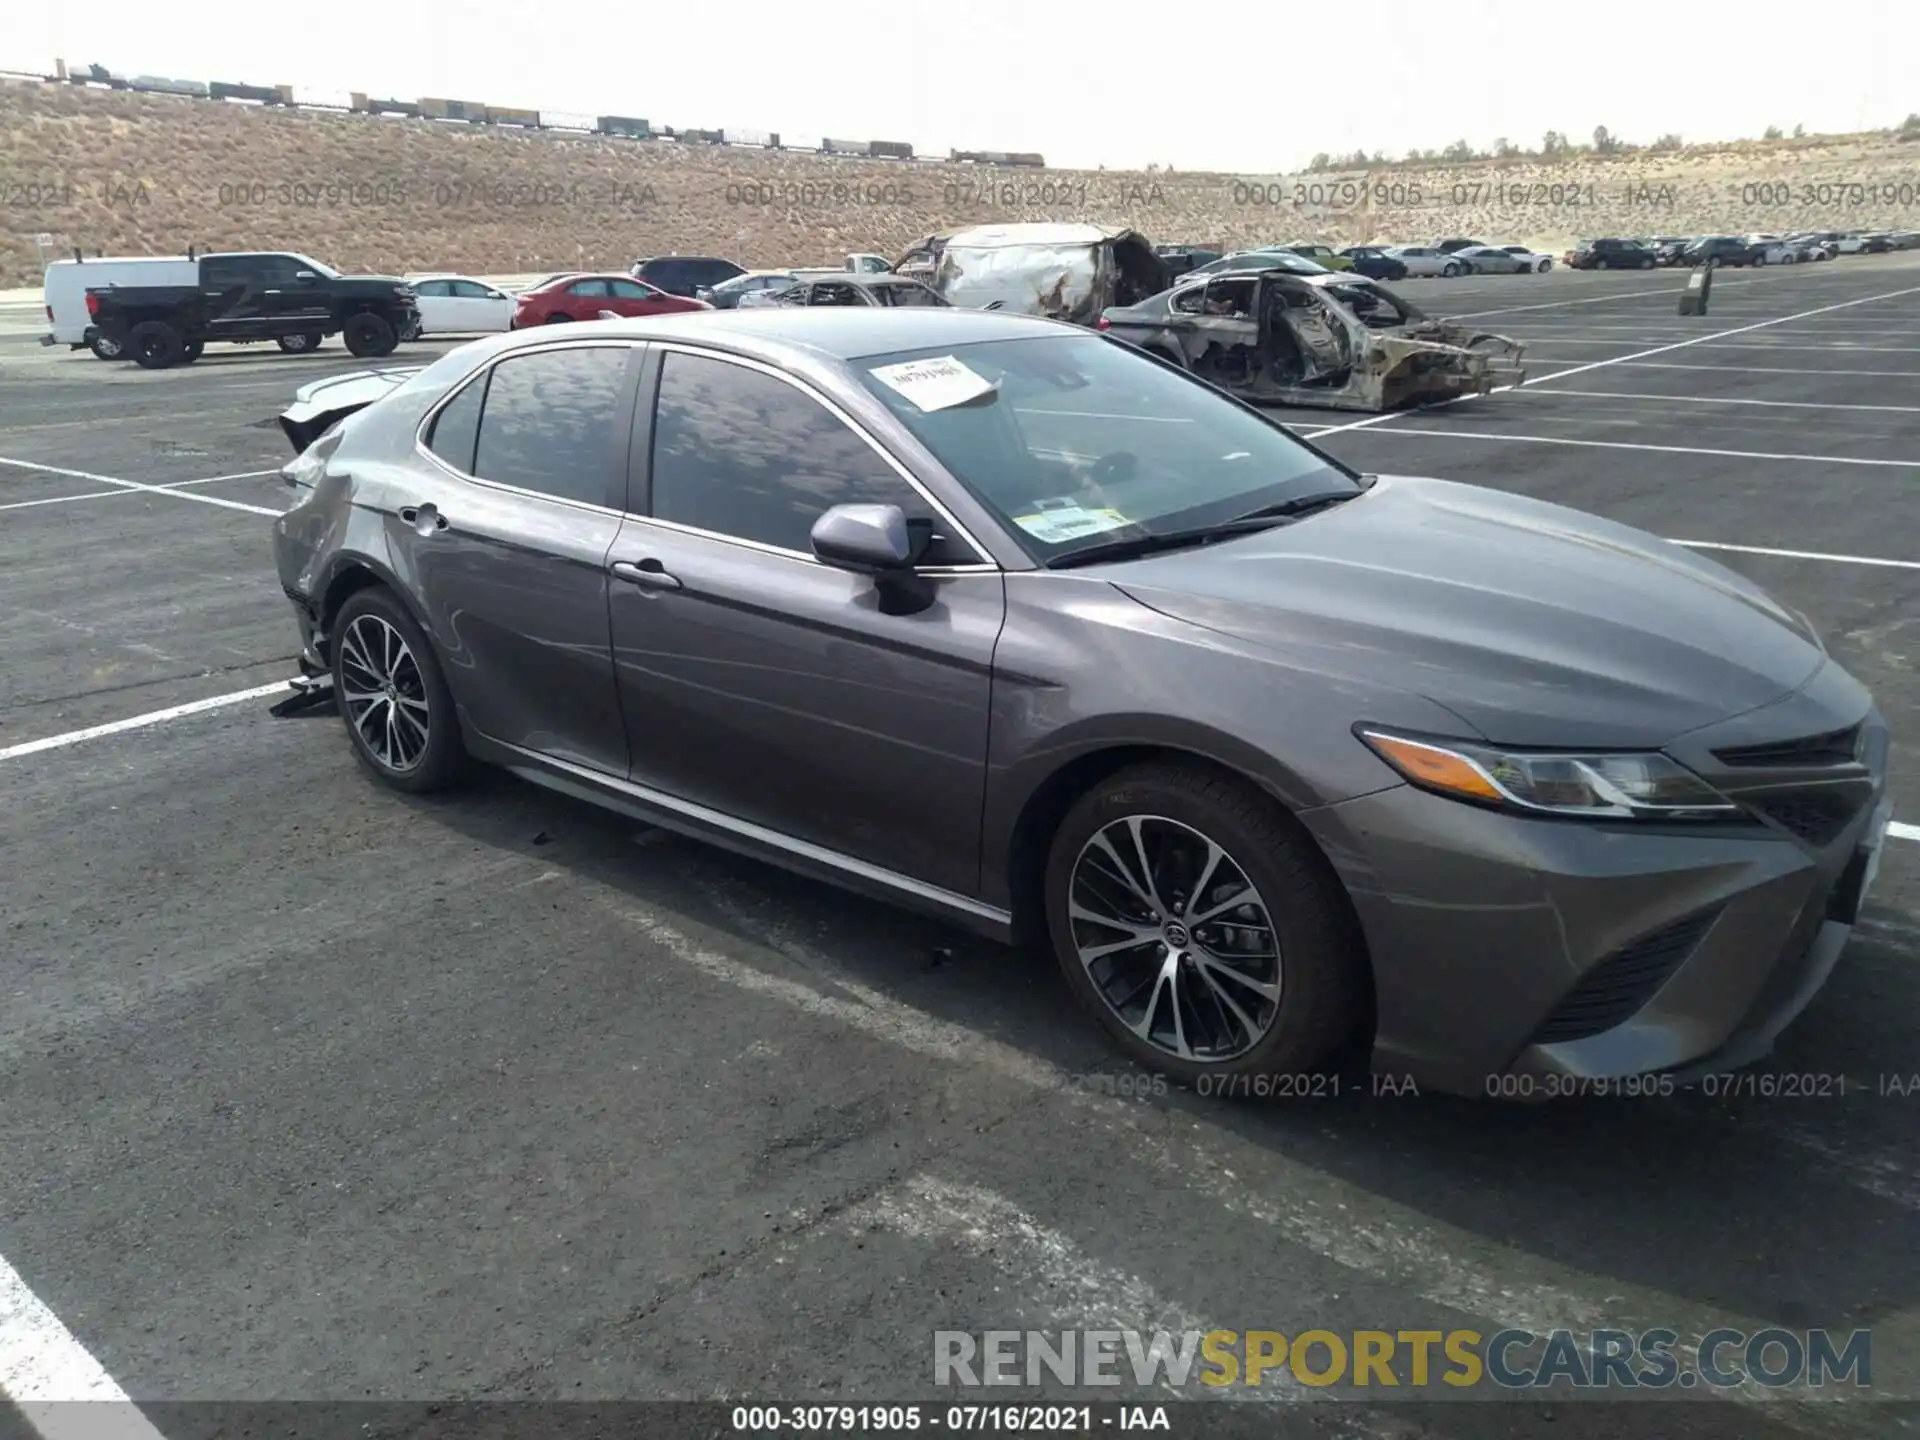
[3,258,1919,1440]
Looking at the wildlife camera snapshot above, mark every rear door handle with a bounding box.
[610,558,682,591]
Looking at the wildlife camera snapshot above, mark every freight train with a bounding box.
[46,61,1045,167]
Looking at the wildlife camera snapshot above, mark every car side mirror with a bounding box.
[812,503,914,573]
[295,271,317,282]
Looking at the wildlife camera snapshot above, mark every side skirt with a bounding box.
[464,730,1016,944]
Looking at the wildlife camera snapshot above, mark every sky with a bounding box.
[5,1,1918,174]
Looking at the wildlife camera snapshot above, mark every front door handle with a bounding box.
[610,558,682,591]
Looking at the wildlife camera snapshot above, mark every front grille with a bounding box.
[1714,726,1860,768]
[1532,907,1723,1045]
[1749,791,1862,847]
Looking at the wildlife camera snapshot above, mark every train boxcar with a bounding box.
[130,75,209,97]
[722,127,777,148]
[356,95,421,117]
[870,139,914,160]
[598,115,652,139]
[677,128,725,145]
[287,85,355,110]
[821,138,872,157]
[489,106,541,128]
[209,81,281,103]
[541,110,598,132]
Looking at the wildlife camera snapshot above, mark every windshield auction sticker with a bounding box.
[868,355,997,411]
[1013,500,1134,544]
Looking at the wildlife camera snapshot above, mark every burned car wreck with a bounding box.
[1099,268,1525,411]
[929,222,1167,327]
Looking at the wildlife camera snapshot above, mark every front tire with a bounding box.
[330,587,468,793]
[88,332,123,361]
[277,332,322,353]
[544,313,574,325]
[343,312,398,358]
[1639,256,1654,269]
[1537,259,1553,272]
[1043,761,1363,1087]
[1443,262,1461,277]
[178,340,205,363]
[127,321,183,369]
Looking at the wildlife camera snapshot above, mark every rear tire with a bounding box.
[330,587,468,794]
[277,332,322,353]
[1595,259,1610,270]
[343,312,398,358]
[128,321,184,369]
[1043,760,1364,1088]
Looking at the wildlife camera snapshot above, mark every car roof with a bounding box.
[445,306,1077,369]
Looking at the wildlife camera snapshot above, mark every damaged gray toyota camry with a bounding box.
[272,308,1892,1098]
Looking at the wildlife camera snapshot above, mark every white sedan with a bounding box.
[1384,245,1468,278]
[404,274,517,336]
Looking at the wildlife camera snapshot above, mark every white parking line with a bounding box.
[1523,391,1920,414]
[1894,822,1920,843]
[0,457,280,518]
[0,469,285,513]
[1489,338,1920,352]
[0,681,289,763]
[1563,360,1920,377]
[161,469,281,487]
[1443,281,1704,319]
[1338,426,1920,469]
[1,1251,168,1438]
[1309,280,1920,440]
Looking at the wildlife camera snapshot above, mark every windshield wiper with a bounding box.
[1229,488,1364,522]
[1045,488,1363,571]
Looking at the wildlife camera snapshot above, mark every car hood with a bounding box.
[1105,474,1827,749]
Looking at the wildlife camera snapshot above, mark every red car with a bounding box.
[510,273,711,328]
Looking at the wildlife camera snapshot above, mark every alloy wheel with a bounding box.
[338,614,432,772]
[1067,815,1281,1063]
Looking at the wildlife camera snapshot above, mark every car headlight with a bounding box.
[1356,727,1739,820]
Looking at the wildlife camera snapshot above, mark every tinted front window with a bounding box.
[856,334,1353,564]
[649,351,965,560]
[472,346,631,506]
[883,283,945,306]
[567,279,612,297]
[608,280,653,299]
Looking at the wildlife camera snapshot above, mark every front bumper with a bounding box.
[1302,714,1890,1096]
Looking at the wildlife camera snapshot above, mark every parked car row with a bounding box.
[1569,228,1920,272]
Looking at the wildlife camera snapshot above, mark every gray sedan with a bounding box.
[272,309,1891,1097]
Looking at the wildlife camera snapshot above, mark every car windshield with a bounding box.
[853,333,1357,565]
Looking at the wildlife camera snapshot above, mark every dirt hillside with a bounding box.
[4,79,1917,285]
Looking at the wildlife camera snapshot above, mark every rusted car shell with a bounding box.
[1101,269,1525,412]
